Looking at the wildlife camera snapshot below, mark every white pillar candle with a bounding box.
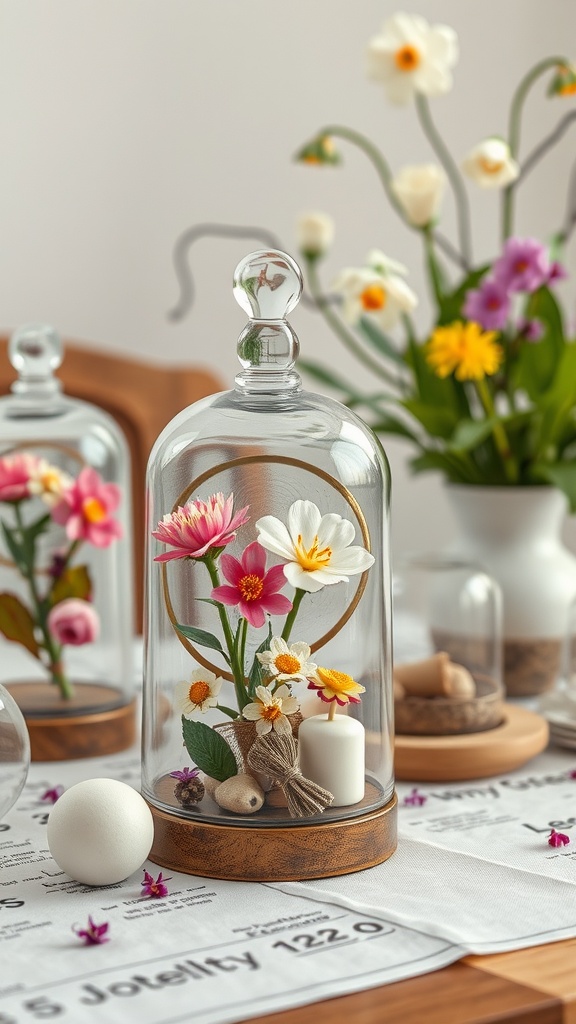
[298,712,365,807]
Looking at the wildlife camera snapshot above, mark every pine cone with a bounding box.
[174,777,205,805]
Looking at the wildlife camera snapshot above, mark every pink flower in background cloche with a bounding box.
[153,491,249,562]
[211,541,292,628]
[0,452,40,502]
[47,599,100,646]
[52,467,123,548]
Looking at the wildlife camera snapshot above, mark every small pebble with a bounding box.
[215,774,264,814]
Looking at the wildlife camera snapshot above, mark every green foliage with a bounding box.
[0,592,40,657]
[181,718,238,782]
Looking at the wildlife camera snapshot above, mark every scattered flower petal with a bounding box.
[141,870,171,898]
[169,767,201,781]
[403,787,427,807]
[73,915,109,945]
[41,785,64,804]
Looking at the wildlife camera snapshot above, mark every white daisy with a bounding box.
[367,12,458,106]
[461,138,519,189]
[28,459,73,508]
[257,637,317,682]
[174,669,222,718]
[256,499,375,594]
[242,684,299,735]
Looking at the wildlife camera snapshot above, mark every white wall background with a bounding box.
[0,0,575,556]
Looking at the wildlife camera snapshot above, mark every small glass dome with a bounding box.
[0,325,135,760]
[142,250,396,881]
[0,682,30,819]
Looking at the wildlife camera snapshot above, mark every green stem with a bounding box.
[305,257,403,390]
[422,225,444,307]
[315,124,407,221]
[415,94,472,267]
[202,555,249,710]
[13,506,74,699]
[475,378,518,483]
[281,588,306,643]
[503,56,570,239]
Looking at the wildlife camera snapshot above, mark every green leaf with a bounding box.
[297,358,368,401]
[181,718,237,782]
[450,418,497,452]
[0,592,40,657]
[357,317,405,365]
[409,449,485,484]
[367,413,421,442]
[50,565,92,605]
[402,399,459,439]
[533,343,576,453]
[436,264,491,325]
[1,522,27,573]
[176,623,226,656]
[530,463,576,513]
[512,287,565,398]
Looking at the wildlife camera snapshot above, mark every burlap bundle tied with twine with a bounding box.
[247,731,333,818]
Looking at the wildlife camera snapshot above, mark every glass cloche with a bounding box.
[0,325,135,760]
[142,250,396,881]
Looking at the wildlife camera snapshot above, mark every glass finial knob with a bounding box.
[9,324,62,379]
[233,250,303,320]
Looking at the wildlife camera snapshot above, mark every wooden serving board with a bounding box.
[394,704,549,782]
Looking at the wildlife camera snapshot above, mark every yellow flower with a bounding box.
[308,667,366,706]
[425,321,503,381]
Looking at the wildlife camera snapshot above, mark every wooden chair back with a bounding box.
[0,337,223,630]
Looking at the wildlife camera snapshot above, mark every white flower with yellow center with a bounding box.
[391,164,446,227]
[461,138,520,189]
[332,260,417,330]
[175,669,222,718]
[367,12,458,105]
[28,460,73,507]
[296,211,335,259]
[242,684,299,735]
[256,499,375,594]
[257,637,317,682]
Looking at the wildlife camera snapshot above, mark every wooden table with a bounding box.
[254,938,576,1023]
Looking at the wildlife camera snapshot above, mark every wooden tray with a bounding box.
[394,704,549,781]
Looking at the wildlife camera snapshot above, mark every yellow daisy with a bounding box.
[425,321,503,381]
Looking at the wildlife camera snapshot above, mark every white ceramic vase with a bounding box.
[445,485,576,696]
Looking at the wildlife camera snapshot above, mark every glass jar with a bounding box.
[142,250,396,881]
[0,682,30,819]
[0,325,135,760]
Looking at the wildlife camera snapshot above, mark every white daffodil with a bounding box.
[257,637,317,682]
[391,164,446,227]
[242,684,299,735]
[366,249,409,278]
[296,212,335,259]
[256,499,375,594]
[28,459,73,508]
[367,12,458,105]
[461,138,520,189]
[332,263,417,330]
[174,669,222,718]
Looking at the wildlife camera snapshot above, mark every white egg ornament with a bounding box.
[47,778,155,886]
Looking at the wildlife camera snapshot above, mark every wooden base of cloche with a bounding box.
[147,788,397,882]
[6,682,137,761]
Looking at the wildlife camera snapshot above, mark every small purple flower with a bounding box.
[73,915,109,945]
[141,869,171,898]
[493,237,550,294]
[403,787,427,807]
[48,552,67,580]
[517,317,544,342]
[41,785,64,804]
[464,278,511,330]
[169,767,200,781]
[548,260,568,284]
[548,829,570,848]
[569,769,576,779]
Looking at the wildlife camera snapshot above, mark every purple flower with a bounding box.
[493,237,550,294]
[169,767,200,781]
[403,787,427,807]
[141,870,171,898]
[73,915,109,945]
[41,785,64,803]
[518,318,544,342]
[548,829,570,848]
[464,278,510,330]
